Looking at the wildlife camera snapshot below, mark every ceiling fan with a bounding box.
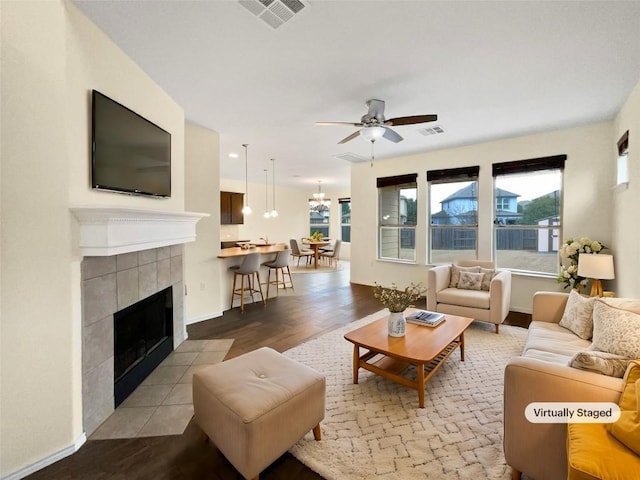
[316,99,437,144]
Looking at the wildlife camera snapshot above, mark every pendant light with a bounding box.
[270,158,278,218]
[241,144,251,215]
[263,169,271,218]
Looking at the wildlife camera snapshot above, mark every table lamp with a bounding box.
[577,253,615,297]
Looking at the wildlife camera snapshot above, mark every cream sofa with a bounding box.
[427,260,512,333]
[503,291,626,480]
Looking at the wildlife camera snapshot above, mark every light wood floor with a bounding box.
[25,265,529,480]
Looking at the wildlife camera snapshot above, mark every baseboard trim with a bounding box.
[186,310,223,325]
[2,433,87,480]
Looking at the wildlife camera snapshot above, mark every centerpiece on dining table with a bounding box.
[373,282,426,337]
[306,231,325,242]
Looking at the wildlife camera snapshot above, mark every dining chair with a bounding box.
[229,252,265,313]
[262,249,294,299]
[320,239,342,268]
[289,239,313,267]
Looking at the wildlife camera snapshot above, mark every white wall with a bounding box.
[0,1,185,477]
[350,122,614,313]
[184,123,221,324]
[612,79,640,298]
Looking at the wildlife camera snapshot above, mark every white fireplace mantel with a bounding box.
[70,206,209,256]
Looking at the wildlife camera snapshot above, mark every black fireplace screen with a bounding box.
[114,286,173,407]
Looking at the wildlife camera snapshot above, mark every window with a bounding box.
[492,155,565,275]
[309,198,330,238]
[378,174,417,261]
[496,197,510,210]
[339,198,351,242]
[428,166,479,264]
[617,130,629,186]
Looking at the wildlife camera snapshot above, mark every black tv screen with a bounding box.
[92,90,171,198]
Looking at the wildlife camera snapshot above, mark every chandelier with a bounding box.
[309,180,330,212]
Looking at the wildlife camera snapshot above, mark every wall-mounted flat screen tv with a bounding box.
[92,90,171,198]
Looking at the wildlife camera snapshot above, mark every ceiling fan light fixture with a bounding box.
[361,126,385,142]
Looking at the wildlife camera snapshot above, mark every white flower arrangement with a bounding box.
[558,237,605,289]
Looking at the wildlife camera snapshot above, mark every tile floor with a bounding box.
[90,338,233,440]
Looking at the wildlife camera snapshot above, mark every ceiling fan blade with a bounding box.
[382,127,403,143]
[338,130,361,144]
[386,114,438,126]
[315,121,363,127]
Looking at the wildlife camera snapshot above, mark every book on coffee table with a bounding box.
[406,310,445,327]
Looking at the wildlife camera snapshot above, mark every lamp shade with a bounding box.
[577,253,615,279]
[361,126,385,142]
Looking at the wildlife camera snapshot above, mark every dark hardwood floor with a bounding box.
[26,266,530,480]
[26,266,381,480]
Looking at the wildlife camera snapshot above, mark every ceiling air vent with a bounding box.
[239,0,307,29]
[418,125,445,136]
[333,152,369,164]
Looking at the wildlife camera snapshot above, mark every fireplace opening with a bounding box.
[114,286,173,407]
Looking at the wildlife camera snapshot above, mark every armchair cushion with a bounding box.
[607,361,640,455]
[448,265,480,287]
[436,288,490,309]
[479,267,495,291]
[457,271,483,290]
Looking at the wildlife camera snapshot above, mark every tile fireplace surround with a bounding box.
[82,246,185,435]
[72,206,208,436]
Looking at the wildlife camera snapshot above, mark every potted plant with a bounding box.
[373,282,426,337]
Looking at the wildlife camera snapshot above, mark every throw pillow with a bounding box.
[592,300,640,358]
[606,361,640,456]
[479,267,495,291]
[569,350,632,378]
[600,297,640,315]
[449,265,480,288]
[457,271,483,291]
[559,289,597,340]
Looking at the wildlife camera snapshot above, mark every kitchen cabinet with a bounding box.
[220,191,244,224]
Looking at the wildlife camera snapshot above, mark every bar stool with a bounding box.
[262,249,294,299]
[229,252,265,312]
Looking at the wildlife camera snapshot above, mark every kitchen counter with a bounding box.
[217,244,286,258]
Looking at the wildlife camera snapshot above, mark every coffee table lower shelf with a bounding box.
[353,339,461,408]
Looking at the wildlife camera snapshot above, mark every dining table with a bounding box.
[304,241,330,269]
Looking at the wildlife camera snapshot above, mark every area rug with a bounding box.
[283,311,527,480]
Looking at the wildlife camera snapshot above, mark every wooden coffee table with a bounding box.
[344,309,474,408]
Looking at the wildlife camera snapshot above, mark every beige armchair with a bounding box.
[427,260,512,333]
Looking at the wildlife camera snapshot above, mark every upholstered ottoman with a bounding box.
[192,346,325,480]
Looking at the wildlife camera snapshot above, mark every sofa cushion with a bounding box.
[449,265,480,288]
[437,287,490,309]
[600,297,640,315]
[592,300,640,358]
[457,271,483,290]
[522,348,575,365]
[569,350,632,378]
[559,289,597,340]
[524,321,592,358]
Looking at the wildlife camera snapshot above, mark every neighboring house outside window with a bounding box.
[378,174,417,262]
[309,198,330,237]
[428,166,480,264]
[493,155,565,275]
[339,198,351,242]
